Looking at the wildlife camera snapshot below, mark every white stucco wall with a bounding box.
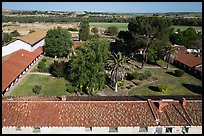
[2,126,202,134]
[31,39,45,52]
[2,40,31,57]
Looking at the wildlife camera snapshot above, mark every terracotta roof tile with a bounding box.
[2,47,43,91]
[2,101,157,127]
[2,97,202,127]
[175,52,202,68]
[16,30,46,45]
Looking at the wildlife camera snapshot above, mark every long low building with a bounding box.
[2,96,202,134]
[173,45,202,77]
[2,30,46,57]
[2,46,44,95]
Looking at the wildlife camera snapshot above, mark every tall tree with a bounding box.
[68,38,111,95]
[128,16,172,68]
[2,32,12,45]
[162,43,178,69]
[44,28,72,58]
[79,21,90,41]
[105,26,118,36]
[106,52,129,92]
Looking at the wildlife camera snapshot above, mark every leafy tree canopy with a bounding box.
[44,27,72,57]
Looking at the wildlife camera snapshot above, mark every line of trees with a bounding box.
[2,15,202,26]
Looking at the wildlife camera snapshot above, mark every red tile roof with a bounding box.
[175,53,202,68]
[2,47,43,92]
[2,96,202,127]
[2,101,157,127]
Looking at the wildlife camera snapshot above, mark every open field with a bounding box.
[3,22,201,36]
[172,25,202,31]
[10,74,69,96]
[2,22,80,35]
[90,22,128,31]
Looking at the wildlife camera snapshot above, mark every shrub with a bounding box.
[117,81,124,87]
[126,72,134,80]
[157,84,168,93]
[41,58,47,62]
[67,85,77,93]
[175,69,184,77]
[37,61,46,70]
[32,85,42,94]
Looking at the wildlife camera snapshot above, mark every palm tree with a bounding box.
[163,44,178,69]
[106,52,129,92]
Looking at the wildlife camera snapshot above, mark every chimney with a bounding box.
[61,95,66,101]
[182,97,186,106]
[158,101,168,112]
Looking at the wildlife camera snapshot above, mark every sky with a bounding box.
[2,2,202,13]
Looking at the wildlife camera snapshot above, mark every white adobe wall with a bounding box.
[31,39,45,52]
[188,126,202,134]
[2,126,202,134]
[2,40,31,57]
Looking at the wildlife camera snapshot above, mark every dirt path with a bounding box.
[28,72,51,76]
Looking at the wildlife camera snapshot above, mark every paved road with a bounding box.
[4,56,45,96]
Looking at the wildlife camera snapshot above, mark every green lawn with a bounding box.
[10,74,69,96]
[90,22,128,31]
[128,68,202,96]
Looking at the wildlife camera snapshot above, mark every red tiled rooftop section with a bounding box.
[2,101,157,127]
[16,30,47,45]
[150,100,202,126]
[2,47,43,91]
[184,101,202,126]
[175,52,202,68]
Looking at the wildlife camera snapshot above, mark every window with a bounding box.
[85,127,92,132]
[166,127,173,133]
[33,126,41,133]
[16,126,21,131]
[109,127,118,132]
[139,126,148,132]
[155,127,162,134]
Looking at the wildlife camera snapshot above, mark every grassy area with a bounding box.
[10,74,69,96]
[128,68,202,96]
[172,25,202,31]
[90,22,128,31]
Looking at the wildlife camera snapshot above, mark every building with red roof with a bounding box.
[173,45,202,77]
[2,96,202,134]
[2,46,44,95]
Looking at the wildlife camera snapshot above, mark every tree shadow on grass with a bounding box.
[181,83,202,95]
[148,86,160,92]
[165,71,176,76]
